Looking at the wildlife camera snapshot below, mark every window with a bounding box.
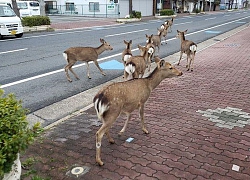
[89,2,99,11]
[66,3,75,11]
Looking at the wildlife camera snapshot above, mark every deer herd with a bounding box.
[63,16,198,166]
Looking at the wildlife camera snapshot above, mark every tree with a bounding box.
[11,0,20,18]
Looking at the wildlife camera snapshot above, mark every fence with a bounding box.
[46,4,120,18]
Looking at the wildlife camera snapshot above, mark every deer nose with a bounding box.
[179,71,183,76]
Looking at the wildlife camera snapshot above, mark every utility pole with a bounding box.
[39,0,46,16]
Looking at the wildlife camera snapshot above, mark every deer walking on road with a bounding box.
[63,38,113,82]
[93,57,183,166]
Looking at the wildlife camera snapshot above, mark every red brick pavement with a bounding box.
[21,27,250,179]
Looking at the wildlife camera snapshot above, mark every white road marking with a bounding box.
[0,48,28,55]
[105,29,148,37]
[205,17,216,20]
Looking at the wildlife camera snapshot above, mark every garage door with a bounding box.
[118,0,129,18]
[133,0,153,16]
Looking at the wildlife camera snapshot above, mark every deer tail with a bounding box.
[190,44,197,52]
[63,52,68,62]
[125,62,136,74]
[124,54,132,63]
[94,93,109,121]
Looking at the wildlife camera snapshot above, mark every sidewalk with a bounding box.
[20,21,250,179]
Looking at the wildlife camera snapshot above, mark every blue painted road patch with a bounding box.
[205,30,221,34]
[100,60,124,70]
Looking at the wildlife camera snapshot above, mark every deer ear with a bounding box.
[159,60,165,68]
[154,56,161,64]
[100,38,105,43]
[129,40,132,44]
[184,29,188,34]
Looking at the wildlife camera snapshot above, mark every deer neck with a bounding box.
[180,34,185,42]
[146,68,164,91]
[96,44,106,55]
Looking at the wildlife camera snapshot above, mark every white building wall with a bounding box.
[133,0,153,16]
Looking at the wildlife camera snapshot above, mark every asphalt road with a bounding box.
[0,10,250,126]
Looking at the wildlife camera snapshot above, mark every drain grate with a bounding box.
[197,107,250,129]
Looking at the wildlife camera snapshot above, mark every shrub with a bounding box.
[21,16,51,27]
[0,88,42,178]
[130,11,141,18]
[159,9,175,16]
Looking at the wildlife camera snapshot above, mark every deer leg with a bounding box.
[65,62,78,82]
[186,55,191,71]
[86,62,91,79]
[105,128,115,144]
[93,60,106,76]
[119,113,131,136]
[139,105,149,134]
[190,54,195,71]
[177,52,183,66]
[96,124,107,166]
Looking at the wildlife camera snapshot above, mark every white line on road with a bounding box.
[2,16,249,88]
[205,17,216,20]
[105,29,148,37]
[0,48,28,55]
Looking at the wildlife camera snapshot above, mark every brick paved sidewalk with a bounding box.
[21,26,250,179]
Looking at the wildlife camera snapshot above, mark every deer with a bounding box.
[145,28,164,55]
[93,56,183,166]
[63,38,113,82]
[123,45,151,81]
[160,23,170,44]
[121,40,133,65]
[164,17,174,33]
[176,29,197,71]
[145,34,155,71]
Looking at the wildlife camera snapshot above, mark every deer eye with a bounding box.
[169,67,173,70]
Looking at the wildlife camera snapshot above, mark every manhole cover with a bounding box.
[66,165,90,178]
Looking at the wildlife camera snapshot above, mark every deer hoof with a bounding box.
[187,69,190,71]
[109,139,115,144]
[88,77,92,79]
[191,69,193,72]
[142,128,149,134]
[96,159,104,166]
[118,132,123,136]
[177,63,180,66]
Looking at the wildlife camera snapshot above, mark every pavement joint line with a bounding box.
[28,23,249,130]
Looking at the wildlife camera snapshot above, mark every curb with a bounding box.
[23,25,54,33]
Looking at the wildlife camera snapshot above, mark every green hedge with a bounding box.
[130,11,141,18]
[22,16,51,27]
[159,9,175,16]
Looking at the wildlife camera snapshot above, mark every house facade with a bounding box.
[44,0,209,17]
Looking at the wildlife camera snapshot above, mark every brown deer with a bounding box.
[63,38,113,82]
[160,23,170,44]
[145,34,155,71]
[93,57,183,166]
[176,29,197,71]
[123,45,150,81]
[121,40,133,65]
[164,17,174,32]
[145,28,164,54]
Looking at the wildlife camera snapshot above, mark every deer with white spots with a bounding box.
[176,29,197,71]
[63,38,113,82]
[93,57,183,166]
